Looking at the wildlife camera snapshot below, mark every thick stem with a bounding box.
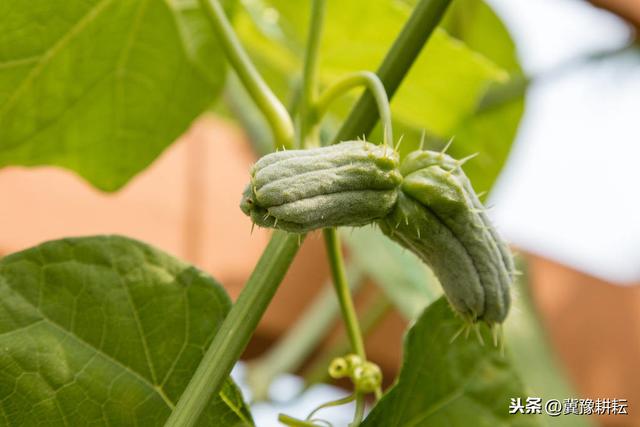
[246,266,364,401]
[164,231,303,427]
[297,0,327,148]
[322,229,366,359]
[334,0,452,142]
[199,0,294,149]
[315,71,393,146]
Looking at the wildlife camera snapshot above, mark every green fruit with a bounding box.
[240,141,402,233]
[240,141,513,324]
[378,150,513,324]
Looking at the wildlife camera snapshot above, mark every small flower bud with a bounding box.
[352,361,382,393]
[328,357,349,379]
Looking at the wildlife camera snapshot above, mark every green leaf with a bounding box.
[0,236,253,426]
[441,0,521,73]
[0,0,227,191]
[342,227,440,320]
[438,0,526,194]
[363,297,541,427]
[235,0,525,193]
[381,0,526,193]
[237,0,505,131]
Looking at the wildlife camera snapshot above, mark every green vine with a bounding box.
[314,71,393,146]
[165,231,303,427]
[246,266,365,402]
[323,228,366,360]
[199,0,294,150]
[334,0,452,142]
[297,0,327,148]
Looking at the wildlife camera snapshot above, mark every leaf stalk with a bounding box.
[199,0,294,149]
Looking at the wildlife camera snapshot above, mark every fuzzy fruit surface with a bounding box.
[240,142,514,324]
[240,140,402,233]
[379,150,514,324]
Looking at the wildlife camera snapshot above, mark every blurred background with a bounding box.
[1,0,639,426]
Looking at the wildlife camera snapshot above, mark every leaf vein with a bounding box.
[0,0,114,116]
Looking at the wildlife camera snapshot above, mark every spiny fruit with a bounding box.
[240,140,402,233]
[378,149,514,324]
[240,141,514,324]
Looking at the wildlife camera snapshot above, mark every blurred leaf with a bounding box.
[441,0,521,73]
[342,227,440,320]
[448,90,525,195]
[235,0,524,193]
[503,261,594,427]
[363,297,541,427]
[0,236,253,426]
[170,0,236,87]
[441,0,525,193]
[223,73,274,157]
[237,1,506,130]
[384,0,527,193]
[0,0,230,191]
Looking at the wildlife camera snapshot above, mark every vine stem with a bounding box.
[199,0,294,150]
[323,230,365,358]
[297,0,326,148]
[314,71,393,146]
[322,228,367,427]
[164,232,303,427]
[306,393,357,420]
[353,398,366,427]
[334,0,452,142]
[245,266,364,401]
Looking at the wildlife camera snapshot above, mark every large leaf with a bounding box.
[0,0,228,191]
[0,236,253,426]
[363,297,541,427]
[439,0,526,194]
[441,0,521,73]
[382,0,526,193]
[342,227,440,320]
[234,0,521,191]
[236,0,506,131]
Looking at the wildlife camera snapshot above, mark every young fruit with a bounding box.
[240,140,402,233]
[378,150,514,324]
[240,142,514,324]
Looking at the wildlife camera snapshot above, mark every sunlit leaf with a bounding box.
[0,0,230,191]
[234,0,523,191]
